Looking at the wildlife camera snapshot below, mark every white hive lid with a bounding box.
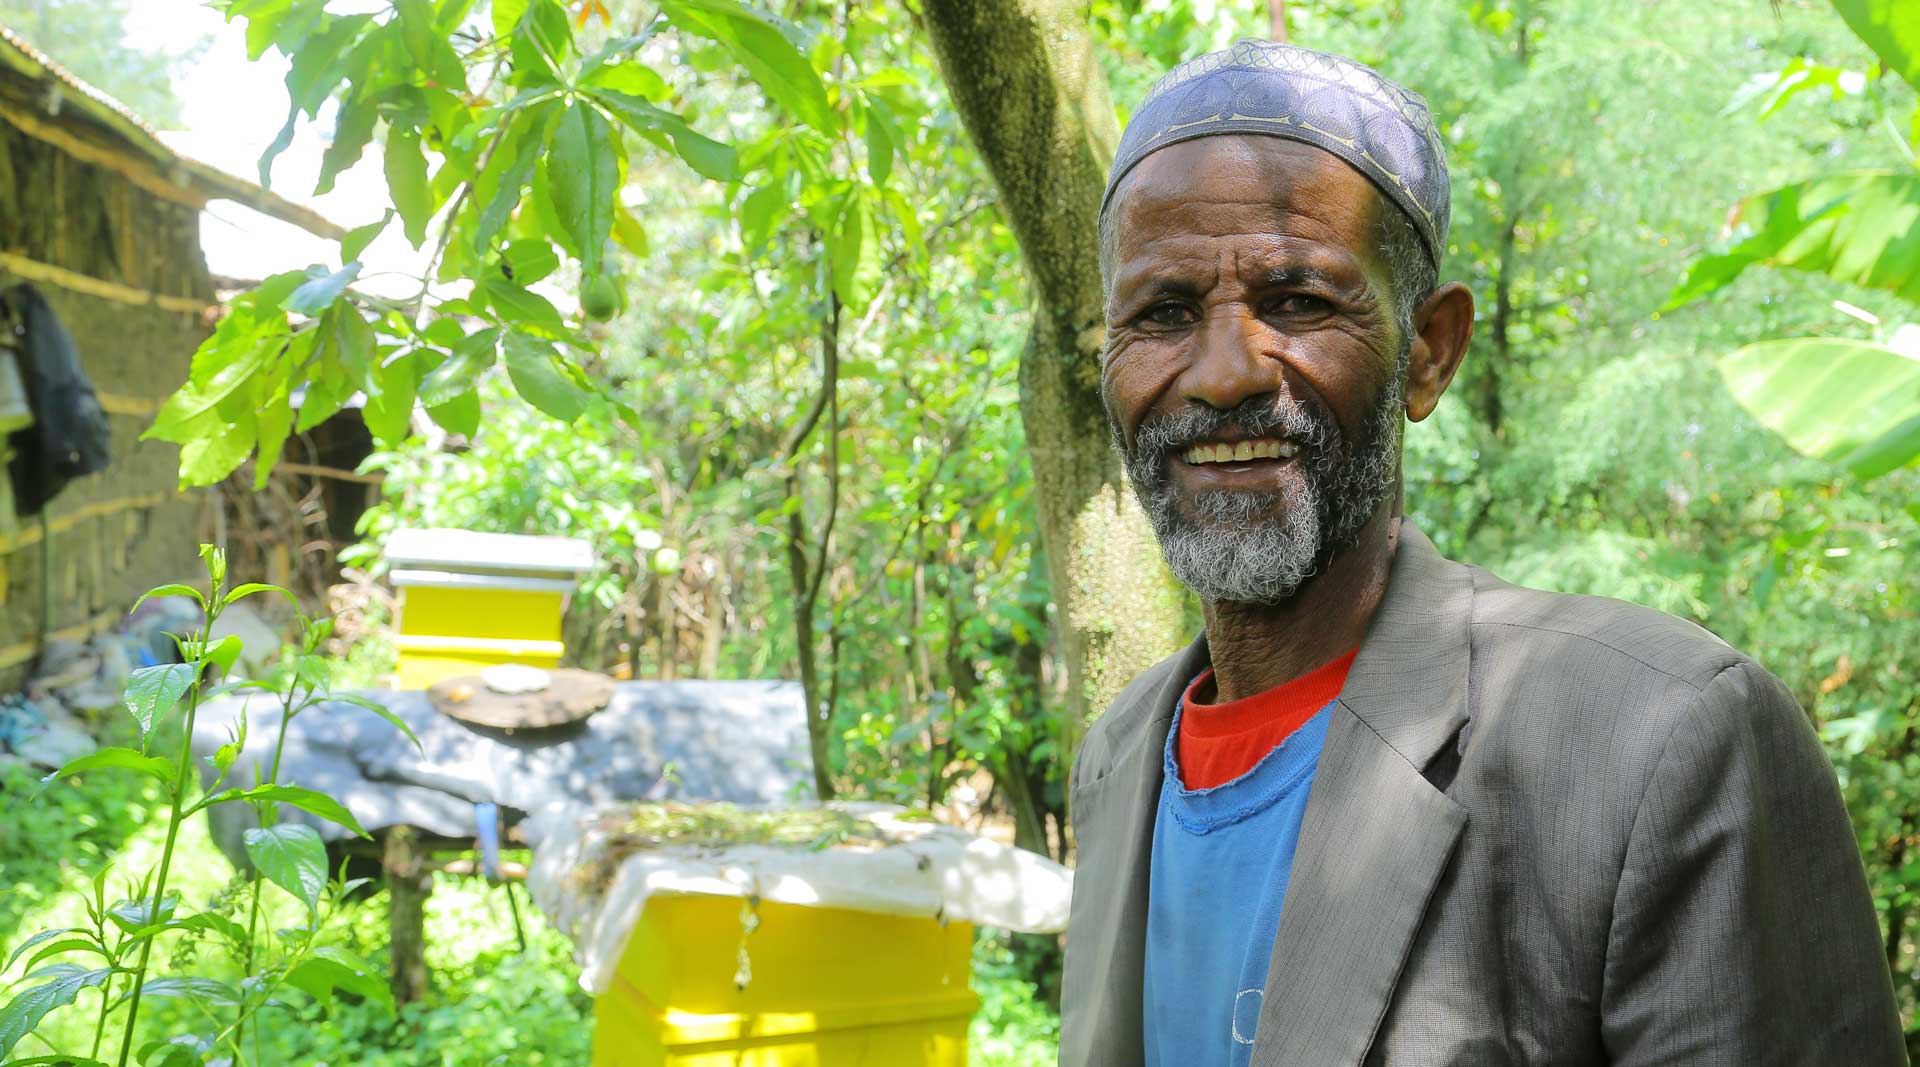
[384,528,595,576]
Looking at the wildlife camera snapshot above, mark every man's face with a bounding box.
[1101,135,1410,605]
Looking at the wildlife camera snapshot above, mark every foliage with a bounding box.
[0,552,408,1065]
[1667,1,1920,482]
[969,929,1062,1067]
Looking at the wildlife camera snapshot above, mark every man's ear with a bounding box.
[1404,282,1474,422]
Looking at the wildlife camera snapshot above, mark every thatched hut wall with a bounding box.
[0,72,214,685]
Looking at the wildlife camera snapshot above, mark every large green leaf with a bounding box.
[122,663,197,743]
[504,334,590,422]
[0,966,111,1058]
[545,104,620,276]
[197,784,368,837]
[418,327,501,406]
[588,89,738,181]
[285,945,393,1010]
[1720,336,1920,480]
[244,823,329,911]
[1666,173,1920,308]
[283,263,361,314]
[38,747,176,794]
[659,0,833,132]
[384,127,436,248]
[831,190,882,313]
[1832,0,1920,90]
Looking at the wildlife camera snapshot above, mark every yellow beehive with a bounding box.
[593,893,978,1067]
[384,528,594,689]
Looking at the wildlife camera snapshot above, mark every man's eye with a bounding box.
[1143,302,1197,327]
[1269,294,1332,317]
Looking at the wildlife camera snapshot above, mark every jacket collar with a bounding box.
[1334,520,1476,773]
[1250,521,1474,1065]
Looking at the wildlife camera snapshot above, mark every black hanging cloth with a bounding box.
[3,283,111,516]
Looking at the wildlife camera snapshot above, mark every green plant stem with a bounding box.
[89,973,114,1059]
[112,683,205,1067]
[233,684,305,1057]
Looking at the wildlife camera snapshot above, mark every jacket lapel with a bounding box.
[1250,524,1474,1066]
[1061,636,1208,1067]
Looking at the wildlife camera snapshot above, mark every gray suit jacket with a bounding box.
[1061,524,1903,1066]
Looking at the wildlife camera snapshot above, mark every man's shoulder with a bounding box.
[1464,562,1746,698]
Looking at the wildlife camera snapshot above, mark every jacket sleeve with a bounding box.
[1600,660,1904,1065]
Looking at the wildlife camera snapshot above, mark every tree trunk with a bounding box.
[921,0,1184,766]
[784,296,842,801]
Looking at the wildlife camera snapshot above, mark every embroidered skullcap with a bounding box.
[1102,40,1451,267]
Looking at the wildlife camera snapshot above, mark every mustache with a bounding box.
[1127,393,1339,463]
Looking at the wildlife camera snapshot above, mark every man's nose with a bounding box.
[1180,307,1281,412]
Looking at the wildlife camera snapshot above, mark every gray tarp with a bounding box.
[190,680,809,869]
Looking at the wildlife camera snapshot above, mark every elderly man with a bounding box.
[1062,40,1903,1067]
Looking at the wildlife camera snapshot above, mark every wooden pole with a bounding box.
[1269,0,1288,41]
[384,826,432,1004]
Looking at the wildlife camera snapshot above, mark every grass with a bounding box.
[2,753,1062,1064]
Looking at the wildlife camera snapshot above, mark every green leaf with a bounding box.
[428,390,482,437]
[588,89,738,181]
[831,190,882,313]
[317,95,378,195]
[659,0,833,132]
[4,928,86,973]
[283,263,361,314]
[503,239,561,284]
[225,582,298,610]
[1720,337,1920,481]
[122,663,197,742]
[1666,173,1920,308]
[205,784,368,837]
[131,583,206,611]
[204,634,245,675]
[492,0,529,40]
[244,823,329,911]
[419,327,501,406]
[125,977,239,1010]
[16,937,104,976]
[738,181,787,255]
[546,103,620,277]
[1832,0,1920,90]
[38,748,176,794]
[384,127,436,248]
[285,945,393,1010]
[504,333,590,421]
[473,104,555,251]
[864,103,895,186]
[253,380,294,489]
[1839,410,1920,480]
[178,419,256,488]
[480,278,566,336]
[0,967,111,1058]
[107,892,179,934]
[331,693,424,750]
[341,210,389,262]
[361,348,425,446]
[583,61,669,102]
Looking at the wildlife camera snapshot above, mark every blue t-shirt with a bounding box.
[1142,687,1333,1066]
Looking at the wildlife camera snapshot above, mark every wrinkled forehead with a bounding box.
[1105,136,1389,268]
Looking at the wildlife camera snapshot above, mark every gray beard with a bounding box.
[1118,359,1407,606]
